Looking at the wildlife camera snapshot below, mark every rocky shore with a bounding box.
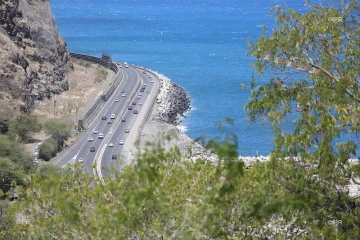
[139,73,217,162]
[150,74,191,125]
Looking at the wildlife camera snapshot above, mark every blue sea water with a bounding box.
[50,0,320,156]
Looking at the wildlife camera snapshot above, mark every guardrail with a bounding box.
[69,53,123,129]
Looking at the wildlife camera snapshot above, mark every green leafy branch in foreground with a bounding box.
[1,130,359,239]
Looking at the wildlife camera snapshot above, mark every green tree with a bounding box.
[8,114,42,142]
[0,135,33,172]
[39,137,58,161]
[43,119,71,151]
[0,158,27,193]
[246,0,360,237]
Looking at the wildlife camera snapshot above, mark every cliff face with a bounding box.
[0,0,71,112]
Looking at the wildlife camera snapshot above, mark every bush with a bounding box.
[39,137,58,161]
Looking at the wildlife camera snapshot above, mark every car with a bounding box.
[140,89,144,92]
[139,103,142,106]
[122,94,126,97]
[150,80,154,83]
[134,110,138,114]
[121,118,126,122]
[112,155,117,160]
[119,140,124,145]
[102,116,107,120]
[148,75,151,78]
[93,129,98,134]
[78,158,84,163]
[99,133,104,139]
[110,114,115,119]
[121,89,125,93]
[115,98,119,102]
[88,136,94,142]
[137,96,141,99]
[128,106,132,110]
[108,142,114,147]
[125,129,130,133]
[144,83,148,86]
[90,147,96,152]
[143,70,146,74]
[125,65,129,68]
[107,120,112,124]
[138,93,142,96]
[132,101,136,105]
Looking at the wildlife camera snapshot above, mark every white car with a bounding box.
[98,133,104,139]
[93,129,98,134]
[119,140,124,145]
[150,80,154,83]
[110,114,115,119]
[115,98,119,102]
[137,96,141,99]
[78,158,84,163]
[88,136,94,142]
[122,94,126,97]
[108,142,114,147]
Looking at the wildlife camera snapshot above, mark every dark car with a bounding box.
[121,118,126,122]
[133,110,138,114]
[112,155,117,160]
[102,116,107,120]
[140,89,144,92]
[125,129,130,133]
[107,120,112,124]
[128,106,132,110]
[90,147,96,152]
[121,89,125,93]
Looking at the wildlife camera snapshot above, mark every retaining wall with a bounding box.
[69,52,122,129]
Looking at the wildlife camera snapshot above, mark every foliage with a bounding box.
[39,137,58,161]
[0,158,27,193]
[43,119,71,151]
[1,140,359,239]
[245,0,360,238]
[0,135,33,172]
[8,114,42,142]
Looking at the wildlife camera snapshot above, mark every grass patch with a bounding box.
[94,66,108,83]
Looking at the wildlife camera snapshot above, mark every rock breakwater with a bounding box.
[150,74,190,125]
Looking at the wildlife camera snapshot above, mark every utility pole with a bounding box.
[54,94,57,119]
[75,99,78,133]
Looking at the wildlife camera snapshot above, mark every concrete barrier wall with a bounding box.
[69,52,122,129]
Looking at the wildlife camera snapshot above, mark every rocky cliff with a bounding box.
[0,0,71,112]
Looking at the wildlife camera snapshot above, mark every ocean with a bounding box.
[51,0,322,156]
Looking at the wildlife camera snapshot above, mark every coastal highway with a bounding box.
[52,63,158,176]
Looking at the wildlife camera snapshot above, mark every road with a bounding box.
[53,63,159,177]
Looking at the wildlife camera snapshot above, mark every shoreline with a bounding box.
[138,72,218,163]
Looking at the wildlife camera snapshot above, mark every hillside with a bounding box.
[0,0,71,113]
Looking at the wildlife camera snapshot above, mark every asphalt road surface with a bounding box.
[53,63,158,177]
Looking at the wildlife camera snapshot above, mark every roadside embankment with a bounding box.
[138,74,217,162]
